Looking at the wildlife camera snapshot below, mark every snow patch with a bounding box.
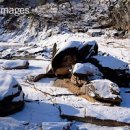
[89,79,120,99]
[0,72,19,100]
[2,60,29,69]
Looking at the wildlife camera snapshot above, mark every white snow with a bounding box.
[56,40,82,55]
[1,48,15,58]
[85,40,97,46]
[0,0,129,128]
[0,35,129,130]
[0,24,129,129]
[2,60,29,69]
[120,88,130,108]
[0,47,5,52]
[59,96,130,123]
[0,35,129,128]
[42,122,71,130]
[35,33,129,64]
[10,101,61,123]
[92,56,129,70]
[0,72,19,100]
[78,40,97,50]
[18,46,32,52]
[34,78,73,96]
[26,47,44,54]
[0,117,73,130]
[76,122,130,130]
[73,63,103,79]
[0,58,129,129]
[0,117,28,130]
[12,91,24,102]
[88,79,120,99]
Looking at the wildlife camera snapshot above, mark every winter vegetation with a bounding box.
[0,0,130,129]
[108,0,130,31]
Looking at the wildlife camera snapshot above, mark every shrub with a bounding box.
[108,0,130,31]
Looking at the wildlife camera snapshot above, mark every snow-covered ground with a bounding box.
[0,21,130,130]
[0,43,130,129]
[37,33,130,64]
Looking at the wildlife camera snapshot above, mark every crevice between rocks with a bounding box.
[61,114,130,127]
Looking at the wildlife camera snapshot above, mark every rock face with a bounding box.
[80,79,121,105]
[0,73,24,116]
[88,56,129,87]
[2,60,29,70]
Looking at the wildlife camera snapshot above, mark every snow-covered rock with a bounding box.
[46,63,54,75]
[52,40,99,76]
[0,47,5,52]
[0,73,19,100]
[73,63,103,80]
[71,63,103,87]
[0,117,73,130]
[52,41,81,76]
[87,29,105,37]
[26,47,45,54]
[2,60,29,70]
[27,71,55,82]
[89,56,129,87]
[0,72,24,116]
[78,40,98,62]
[57,41,82,54]
[89,56,129,70]
[0,118,41,129]
[27,72,47,82]
[42,122,72,130]
[1,49,15,59]
[80,79,121,105]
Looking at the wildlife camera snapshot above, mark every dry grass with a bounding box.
[54,78,97,103]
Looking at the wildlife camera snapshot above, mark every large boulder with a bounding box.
[52,41,81,76]
[88,56,130,87]
[78,40,98,62]
[52,40,98,76]
[71,63,103,87]
[2,60,29,70]
[0,73,24,116]
[80,79,121,105]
